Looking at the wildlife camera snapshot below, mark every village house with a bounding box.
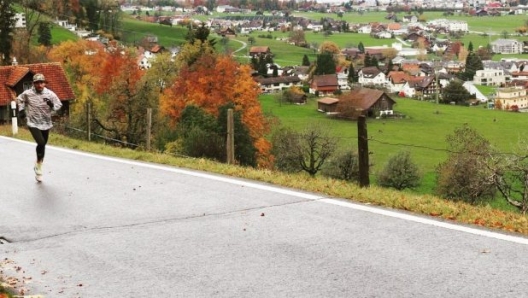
[310,74,339,95]
[387,71,411,94]
[473,69,507,86]
[400,75,438,99]
[494,87,528,111]
[14,13,26,28]
[254,76,302,93]
[336,66,351,91]
[0,62,75,122]
[249,46,272,58]
[358,66,387,87]
[336,88,396,118]
[317,97,339,113]
[491,39,523,54]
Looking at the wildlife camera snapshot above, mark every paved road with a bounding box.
[2,135,528,297]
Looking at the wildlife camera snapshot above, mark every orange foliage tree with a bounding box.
[93,49,158,146]
[160,53,271,167]
[48,40,109,126]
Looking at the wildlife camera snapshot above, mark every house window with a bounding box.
[23,81,32,91]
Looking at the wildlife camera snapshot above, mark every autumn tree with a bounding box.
[92,49,157,147]
[289,29,306,46]
[319,40,340,56]
[48,40,109,129]
[160,53,271,167]
[282,86,305,104]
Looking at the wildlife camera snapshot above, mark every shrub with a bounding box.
[322,150,360,182]
[435,124,496,204]
[271,127,303,173]
[376,151,421,190]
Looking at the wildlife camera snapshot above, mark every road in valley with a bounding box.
[1,135,528,297]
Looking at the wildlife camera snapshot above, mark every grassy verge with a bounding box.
[2,125,528,237]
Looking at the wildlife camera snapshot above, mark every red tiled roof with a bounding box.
[312,74,338,87]
[0,62,75,106]
[387,71,410,84]
[387,23,401,30]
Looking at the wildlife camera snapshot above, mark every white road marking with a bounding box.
[5,136,528,245]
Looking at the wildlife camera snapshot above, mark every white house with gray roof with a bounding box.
[491,39,523,54]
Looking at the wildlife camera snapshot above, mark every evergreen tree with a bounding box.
[272,66,278,77]
[258,55,268,76]
[217,103,257,167]
[302,54,310,66]
[371,56,379,68]
[364,52,372,67]
[386,59,394,73]
[442,80,471,104]
[468,41,474,52]
[37,22,52,47]
[0,0,16,66]
[185,22,217,48]
[348,64,357,83]
[358,41,365,54]
[250,56,259,70]
[459,51,483,81]
[315,52,336,75]
[82,0,100,31]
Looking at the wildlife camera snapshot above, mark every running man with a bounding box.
[17,73,63,182]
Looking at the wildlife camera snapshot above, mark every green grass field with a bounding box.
[260,94,527,196]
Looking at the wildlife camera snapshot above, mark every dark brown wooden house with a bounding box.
[0,62,75,122]
[317,97,339,113]
[336,88,396,118]
[249,46,272,58]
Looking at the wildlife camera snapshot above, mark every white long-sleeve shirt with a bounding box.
[17,86,63,130]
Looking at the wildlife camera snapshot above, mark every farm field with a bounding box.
[293,10,528,33]
[261,93,527,195]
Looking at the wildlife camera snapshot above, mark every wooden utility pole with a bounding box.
[358,115,370,187]
[226,109,235,164]
[146,108,152,151]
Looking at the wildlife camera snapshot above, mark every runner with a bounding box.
[17,73,63,182]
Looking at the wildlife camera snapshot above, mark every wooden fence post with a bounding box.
[227,109,235,164]
[358,115,370,187]
[146,108,152,151]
